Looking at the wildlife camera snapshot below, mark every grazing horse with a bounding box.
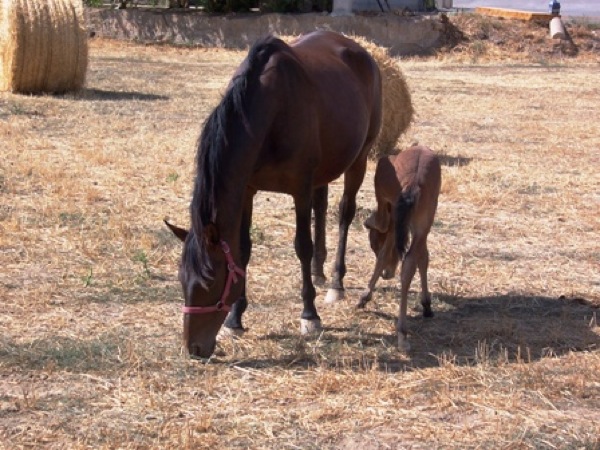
[357,145,441,351]
[166,31,383,358]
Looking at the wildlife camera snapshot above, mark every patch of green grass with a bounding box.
[82,267,94,287]
[59,211,85,227]
[132,249,151,278]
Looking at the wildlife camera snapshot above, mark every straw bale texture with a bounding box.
[0,0,88,93]
[351,36,414,158]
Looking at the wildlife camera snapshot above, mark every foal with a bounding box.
[358,145,441,351]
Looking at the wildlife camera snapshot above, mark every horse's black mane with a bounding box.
[184,35,288,284]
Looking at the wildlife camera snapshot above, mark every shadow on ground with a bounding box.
[77,88,169,101]
[234,293,598,372]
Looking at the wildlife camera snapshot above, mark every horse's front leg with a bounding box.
[326,159,367,303]
[311,185,328,286]
[221,189,255,337]
[294,193,322,334]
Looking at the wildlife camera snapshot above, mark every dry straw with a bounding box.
[0,0,88,93]
[351,35,414,158]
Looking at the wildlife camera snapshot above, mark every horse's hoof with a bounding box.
[397,335,411,353]
[217,326,245,341]
[324,288,345,304]
[300,318,322,335]
[312,274,327,287]
[423,305,434,318]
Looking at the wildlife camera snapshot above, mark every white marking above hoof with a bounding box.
[324,288,345,304]
[300,318,322,335]
[217,326,245,341]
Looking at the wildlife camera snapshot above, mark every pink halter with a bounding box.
[181,240,245,315]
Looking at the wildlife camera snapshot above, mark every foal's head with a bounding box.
[365,215,399,280]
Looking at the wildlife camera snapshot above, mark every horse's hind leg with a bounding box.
[397,236,425,352]
[311,185,328,286]
[418,240,433,318]
[294,192,321,334]
[325,158,367,303]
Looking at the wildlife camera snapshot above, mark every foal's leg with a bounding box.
[222,189,254,336]
[325,159,367,303]
[397,237,424,352]
[418,240,434,318]
[311,185,328,286]
[294,193,321,334]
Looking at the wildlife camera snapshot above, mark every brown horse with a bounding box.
[358,145,441,352]
[166,31,383,358]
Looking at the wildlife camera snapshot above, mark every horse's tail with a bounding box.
[394,187,418,260]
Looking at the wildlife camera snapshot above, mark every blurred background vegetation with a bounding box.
[83,0,333,13]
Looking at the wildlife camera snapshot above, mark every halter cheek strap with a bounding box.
[181,240,245,315]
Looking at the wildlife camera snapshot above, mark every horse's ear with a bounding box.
[203,223,220,247]
[164,220,188,242]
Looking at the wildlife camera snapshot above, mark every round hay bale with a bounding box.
[350,36,414,158]
[0,0,88,94]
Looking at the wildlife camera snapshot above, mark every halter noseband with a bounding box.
[181,240,245,315]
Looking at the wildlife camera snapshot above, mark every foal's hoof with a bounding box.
[324,288,345,304]
[397,335,411,353]
[217,326,245,341]
[423,305,434,318]
[300,318,322,335]
[357,290,372,309]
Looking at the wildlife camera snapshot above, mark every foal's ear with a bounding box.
[203,222,220,247]
[364,211,389,233]
[164,220,189,242]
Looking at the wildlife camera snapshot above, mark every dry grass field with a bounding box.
[1,34,599,449]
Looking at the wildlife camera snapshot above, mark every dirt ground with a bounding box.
[438,12,600,62]
[1,16,599,449]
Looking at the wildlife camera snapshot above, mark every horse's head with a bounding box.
[165,220,245,358]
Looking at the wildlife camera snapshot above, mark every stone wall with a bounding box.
[85,8,445,55]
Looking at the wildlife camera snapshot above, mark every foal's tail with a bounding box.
[394,187,418,260]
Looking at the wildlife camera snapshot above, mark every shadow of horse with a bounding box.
[237,293,598,372]
[404,293,599,370]
[76,88,169,101]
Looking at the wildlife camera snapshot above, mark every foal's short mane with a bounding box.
[184,35,289,283]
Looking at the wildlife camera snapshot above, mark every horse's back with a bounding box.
[287,31,383,185]
[373,146,440,228]
[392,146,441,232]
[290,31,381,107]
